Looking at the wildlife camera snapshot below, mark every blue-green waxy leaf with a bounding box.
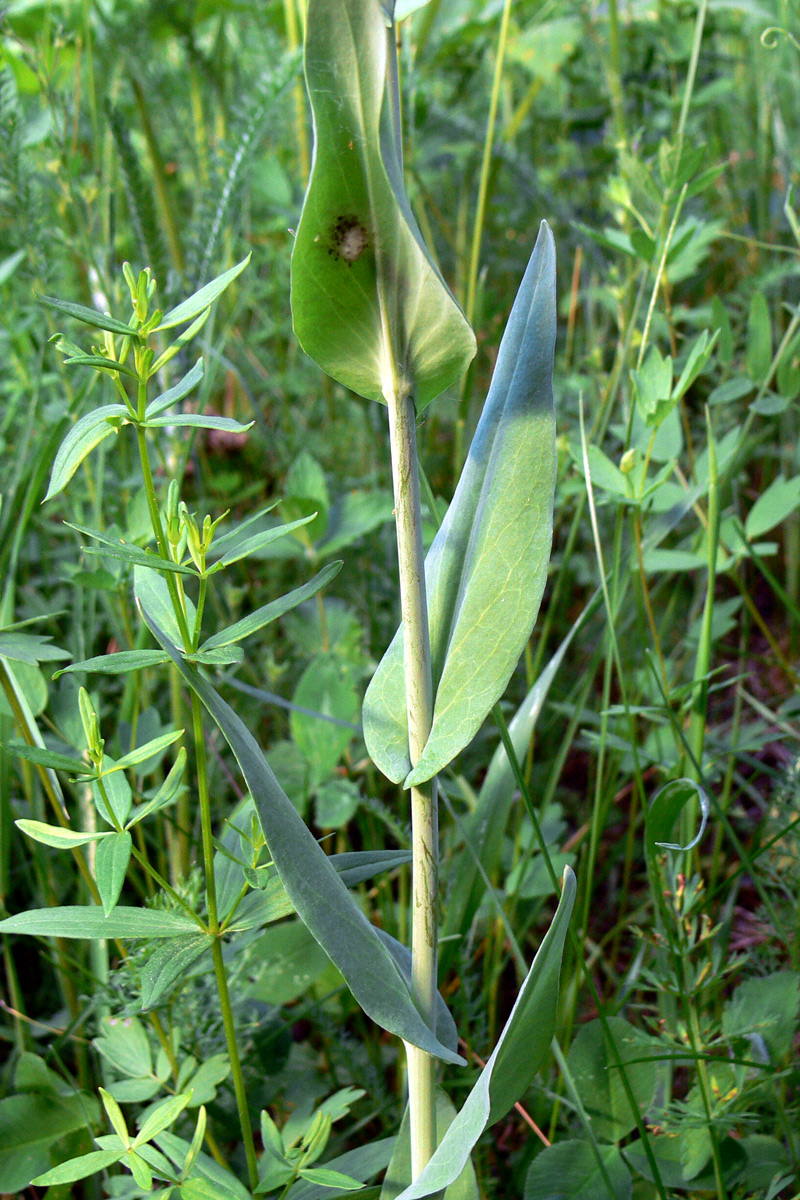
[45,405,129,501]
[291,0,475,410]
[395,868,576,1200]
[140,607,465,1066]
[381,1092,479,1199]
[364,224,557,786]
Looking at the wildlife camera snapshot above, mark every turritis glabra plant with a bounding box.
[291,0,573,1193]
[0,0,573,1195]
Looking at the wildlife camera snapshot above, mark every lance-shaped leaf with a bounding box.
[291,0,475,410]
[394,867,576,1200]
[363,224,557,785]
[140,607,464,1067]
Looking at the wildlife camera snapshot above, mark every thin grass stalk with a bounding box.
[453,0,513,474]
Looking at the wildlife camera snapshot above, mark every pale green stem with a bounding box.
[385,384,438,1178]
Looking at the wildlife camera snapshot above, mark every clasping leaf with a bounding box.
[291,0,475,409]
[364,223,557,785]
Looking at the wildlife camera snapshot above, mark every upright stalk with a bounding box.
[385,382,438,1178]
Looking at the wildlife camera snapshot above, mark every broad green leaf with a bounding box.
[364,225,557,786]
[567,1018,660,1143]
[315,777,360,828]
[95,831,133,916]
[0,1092,99,1192]
[248,920,330,1006]
[42,295,138,336]
[722,971,800,1062]
[181,1180,242,1200]
[287,1139,396,1200]
[0,905,201,938]
[93,760,133,826]
[292,654,359,786]
[141,608,464,1065]
[299,1167,362,1190]
[380,1093,478,1200]
[631,344,673,428]
[144,414,253,433]
[291,0,475,410]
[146,358,205,417]
[282,451,330,543]
[746,292,772,383]
[745,474,800,540]
[0,632,69,664]
[56,649,170,677]
[15,818,111,850]
[524,1140,631,1200]
[139,934,212,1008]
[68,523,197,576]
[200,561,343,651]
[395,868,575,1200]
[316,490,395,556]
[44,405,129,501]
[155,254,251,331]
[94,1015,152,1077]
[31,1149,123,1187]
[134,1092,193,1147]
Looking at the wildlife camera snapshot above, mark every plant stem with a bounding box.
[385,384,438,1178]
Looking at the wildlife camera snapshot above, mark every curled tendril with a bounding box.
[761,26,800,52]
[653,777,710,853]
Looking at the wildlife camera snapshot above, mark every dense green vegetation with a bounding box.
[1,0,799,1197]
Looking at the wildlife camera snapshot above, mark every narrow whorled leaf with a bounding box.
[31,1149,124,1187]
[145,358,205,418]
[4,741,90,774]
[134,1092,193,1147]
[0,906,201,939]
[44,405,129,501]
[109,729,183,774]
[95,831,133,916]
[364,225,557,785]
[209,513,318,570]
[144,414,253,433]
[68,524,197,576]
[140,608,464,1066]
[155,254,251,331]
[58,352,138,379]
[41,295,137,336]
[127,748,187,827]
[15,819,112,850]
[55,650,171,678]
[291,0,475,409]
[200,561,343,651]
[395,868,576,1200]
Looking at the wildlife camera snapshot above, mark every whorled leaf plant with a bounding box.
[291,0,574,1190]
